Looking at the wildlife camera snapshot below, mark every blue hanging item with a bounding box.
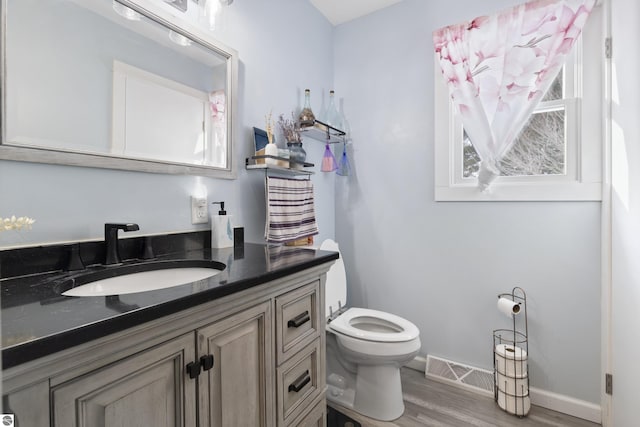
[321,143,338,172]
[336,142,350,176]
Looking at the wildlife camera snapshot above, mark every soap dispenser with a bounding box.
[211,201,233,248]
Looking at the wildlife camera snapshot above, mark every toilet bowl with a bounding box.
[320,239,421,422]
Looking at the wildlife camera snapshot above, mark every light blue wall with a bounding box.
[0,0,336,247]
[333,0,601,403]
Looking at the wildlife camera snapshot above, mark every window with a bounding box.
[434,5,603,202]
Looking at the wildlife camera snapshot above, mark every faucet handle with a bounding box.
[65,243,85,271]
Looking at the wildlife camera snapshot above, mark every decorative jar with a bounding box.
[287,142,306,169]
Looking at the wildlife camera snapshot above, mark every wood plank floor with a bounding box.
[328,368,601,427]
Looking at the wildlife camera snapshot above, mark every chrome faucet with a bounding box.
[104,223,139,265]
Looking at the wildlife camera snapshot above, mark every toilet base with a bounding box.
[354,364,405,421]
[326,364,405,422]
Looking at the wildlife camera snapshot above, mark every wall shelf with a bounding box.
[299,120,345,144]
[245,155,314,176]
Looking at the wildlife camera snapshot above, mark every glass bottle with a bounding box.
[298,89,315,128]
[325,90,343,130]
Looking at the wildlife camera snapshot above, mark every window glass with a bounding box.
[542,69,564,102]
[462,70,566,178]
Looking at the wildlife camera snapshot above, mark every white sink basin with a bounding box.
[62,266,222,297]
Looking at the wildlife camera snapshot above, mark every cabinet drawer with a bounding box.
[276,281,321,363]
[277,338,323,425]
[287,394,326,427]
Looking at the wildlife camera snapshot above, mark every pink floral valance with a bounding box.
[433,0,595,190]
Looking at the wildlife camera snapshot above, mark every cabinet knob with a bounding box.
[186,361,201,379]
[200,354,214,371]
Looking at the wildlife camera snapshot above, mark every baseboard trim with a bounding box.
[404,355,427,372]
[406,356,601,424]
[530,387,601,424]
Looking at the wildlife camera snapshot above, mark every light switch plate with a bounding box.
[191,196,208,224]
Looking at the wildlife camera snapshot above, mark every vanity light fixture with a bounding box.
[112,1,141,21]
[168,30,192,46]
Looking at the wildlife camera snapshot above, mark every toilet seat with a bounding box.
[328,307,419,343]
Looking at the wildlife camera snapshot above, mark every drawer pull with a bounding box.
[288,370,311,393]
[287,311,311,328]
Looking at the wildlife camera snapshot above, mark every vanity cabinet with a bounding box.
[2,266,328,427]
[50,303,271,427]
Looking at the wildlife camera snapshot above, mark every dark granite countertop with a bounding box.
[1,243,338,369]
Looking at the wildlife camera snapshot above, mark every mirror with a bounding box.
[0,0,238,178]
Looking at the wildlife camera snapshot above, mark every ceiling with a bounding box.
[309,0,402,26]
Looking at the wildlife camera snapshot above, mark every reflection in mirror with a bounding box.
[1,0,237,178]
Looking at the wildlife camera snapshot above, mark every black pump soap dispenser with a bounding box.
[211,201,233,248]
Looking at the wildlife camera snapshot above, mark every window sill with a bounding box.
[435,181,602,202]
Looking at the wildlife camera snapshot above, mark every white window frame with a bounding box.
[434,5,603,202]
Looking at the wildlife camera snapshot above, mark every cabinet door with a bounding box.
[197,301,273,427]
[51,333,197,427]
[3,381,49,427]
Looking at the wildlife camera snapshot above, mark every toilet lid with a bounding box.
[328,307,420,343]
[320,239,347,318]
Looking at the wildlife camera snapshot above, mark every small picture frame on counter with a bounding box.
[253,127,269,164]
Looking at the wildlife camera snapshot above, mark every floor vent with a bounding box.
[425,355,494,396]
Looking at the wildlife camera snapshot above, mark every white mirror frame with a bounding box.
[0,0,238,179]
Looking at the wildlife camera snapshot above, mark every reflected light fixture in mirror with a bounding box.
[198,0,234,31]
[112,1,141,21]
[168,30,192,46]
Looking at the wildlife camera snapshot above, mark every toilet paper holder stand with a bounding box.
[493,286,529,417]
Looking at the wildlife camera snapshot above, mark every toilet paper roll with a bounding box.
[497,390,530,416]
[495,344,528,378]
[497,297,521,317]
[495,343,527,361]
[496,372,529,396]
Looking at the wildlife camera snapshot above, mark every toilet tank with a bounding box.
[320,239,347,318]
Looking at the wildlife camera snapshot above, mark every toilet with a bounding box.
[321,239,421,421]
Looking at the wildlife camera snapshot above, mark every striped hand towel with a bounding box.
[265,176,319,244]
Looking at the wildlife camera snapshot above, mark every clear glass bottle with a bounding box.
[325,90,343,130]
[298,89,315,128]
